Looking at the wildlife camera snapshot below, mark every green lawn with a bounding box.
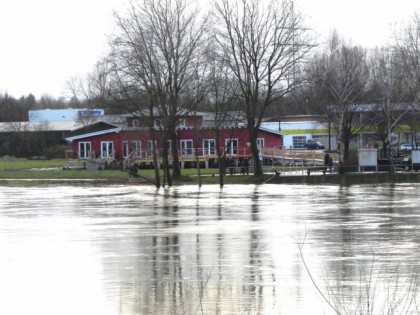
[0,158,270,185]
[0,159,66,171]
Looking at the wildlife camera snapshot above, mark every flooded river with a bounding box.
[0,183,419,315]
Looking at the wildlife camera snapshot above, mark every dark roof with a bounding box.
[69,121,119,137]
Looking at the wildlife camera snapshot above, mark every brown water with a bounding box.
[0,183,419,315]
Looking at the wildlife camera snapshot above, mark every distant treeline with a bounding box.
[0,93,96,122]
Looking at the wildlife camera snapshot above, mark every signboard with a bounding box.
[412,150,420,164]
[358,148,378,172]
[78,110,103,117]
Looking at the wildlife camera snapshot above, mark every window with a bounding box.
[132,119,140,128]
[153,119,163,129]
[148,140,157,157]
[166,140,172,156]
[101,141,114,158]
[122,141,129,158]
[132,140,141,157]
[180,139,193,156]
[257,138,265,149]
[79,142,91,159]
[293,136,306,149]
[257,138,265,160]
[177,118,186,127]
[225,138,238,155]
[203,139,216,156]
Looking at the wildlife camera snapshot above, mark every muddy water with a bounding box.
[0,183,419,315]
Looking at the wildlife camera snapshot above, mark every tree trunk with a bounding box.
[162,142,172,187]
[219,155,226,188]
[170,127,181,179]
[193,134,202,188]
[149,127,161,188]
[343,140,351,163]
[249,125,263,176]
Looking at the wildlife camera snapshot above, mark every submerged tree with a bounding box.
[212,0,313,176]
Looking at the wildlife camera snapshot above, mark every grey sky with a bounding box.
[0,0,419,99]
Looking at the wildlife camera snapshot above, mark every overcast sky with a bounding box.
[0,0,419,99]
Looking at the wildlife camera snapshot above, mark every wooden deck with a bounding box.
[66,148,338,170]
[65,150,116,170]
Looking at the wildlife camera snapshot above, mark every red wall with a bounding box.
[71,127,282,159]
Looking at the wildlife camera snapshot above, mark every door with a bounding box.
[78,142,91,159]
[202,139,216,156]
[180,139,193,156]
[101,141,114,158]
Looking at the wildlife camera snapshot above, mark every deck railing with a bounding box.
[67,147,337,170]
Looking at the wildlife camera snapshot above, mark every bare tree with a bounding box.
[212,0,314,176]
[309,32,371,164]
[66,61,114,109]
[393,12,420,148]
[203,41,243,187]
[393,12,420,105]
[368,47,411,159]
[108,0,208,184]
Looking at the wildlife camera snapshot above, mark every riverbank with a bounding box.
[1,158,420,186]
[264,171,420,185]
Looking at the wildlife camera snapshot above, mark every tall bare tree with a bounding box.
[393,12,420,147]
[203,42,243,187]
[212,0,313,176]
[394,12,420,105]
[308,32,371,164]
[368,47,410,158]
[108,0,208,184]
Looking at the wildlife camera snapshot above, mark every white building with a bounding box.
[28,109,104,122]
[262,116,337,150]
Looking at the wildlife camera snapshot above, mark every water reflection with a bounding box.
[0,184,419,314]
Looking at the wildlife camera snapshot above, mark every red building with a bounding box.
[65,113,283,168]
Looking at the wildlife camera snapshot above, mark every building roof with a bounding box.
[0,121,83,133]
[258,127,284,136]
[28,108,105,122]
[65,123,283,143]
[264,115,326,123]
[65,121,120,142]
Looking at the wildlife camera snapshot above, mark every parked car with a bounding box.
[304,139,325,150]
[399,144,419,151]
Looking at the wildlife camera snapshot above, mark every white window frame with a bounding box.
[101,141,114,158]
[122,141,129,158]
[257,138,265,160]
[153,119,163,129]
[148,140,157,157]
[79,142,91,159]
[132,140,141,157]
[132,119,140,128]
[293,136,306,150]
[202,139,216,156]
[180,139,193,156]
[257,138,265,149]
[225,138,238,156]
[177,118,186,127]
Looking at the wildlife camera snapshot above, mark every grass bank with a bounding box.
[2,158,420,186]
[0,158,270,186]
